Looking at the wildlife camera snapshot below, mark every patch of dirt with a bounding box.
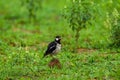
[39,42,48,47]
[99,53,108,57]
[12,27,41,34]
[77,48,96,53]
[23,42,48,51]
[24,46,38,51]
[48,58,62,69]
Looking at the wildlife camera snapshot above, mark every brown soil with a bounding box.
[12,27,41,34]
[48,58,62,69]
[77,48,96,53]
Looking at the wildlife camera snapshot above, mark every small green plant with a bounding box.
[111,17,120,47]
[108,2,120,48]
[63,0,94,52]
[22,0,43,22]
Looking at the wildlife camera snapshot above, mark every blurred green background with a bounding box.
[0,0,120,80]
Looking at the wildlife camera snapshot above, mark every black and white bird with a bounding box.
[43,36,61,58]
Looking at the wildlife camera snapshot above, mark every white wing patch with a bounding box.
[49,45,55,50]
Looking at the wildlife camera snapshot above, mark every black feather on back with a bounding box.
[43,41,57,57]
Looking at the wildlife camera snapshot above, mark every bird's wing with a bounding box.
[47,41,57,53]
[44,41,57,57]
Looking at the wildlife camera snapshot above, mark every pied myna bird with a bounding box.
[43,36,61,58]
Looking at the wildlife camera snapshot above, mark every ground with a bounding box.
[0,0,120,80]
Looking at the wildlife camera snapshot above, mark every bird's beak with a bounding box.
[59,38,61,40]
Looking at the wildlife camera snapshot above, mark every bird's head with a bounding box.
[55,36,61,43]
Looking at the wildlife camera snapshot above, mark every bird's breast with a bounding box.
[56,44,61,51]
[53,44,61,54]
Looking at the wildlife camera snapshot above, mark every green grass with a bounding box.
[0,50,120,80]
[0,0,120,80]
